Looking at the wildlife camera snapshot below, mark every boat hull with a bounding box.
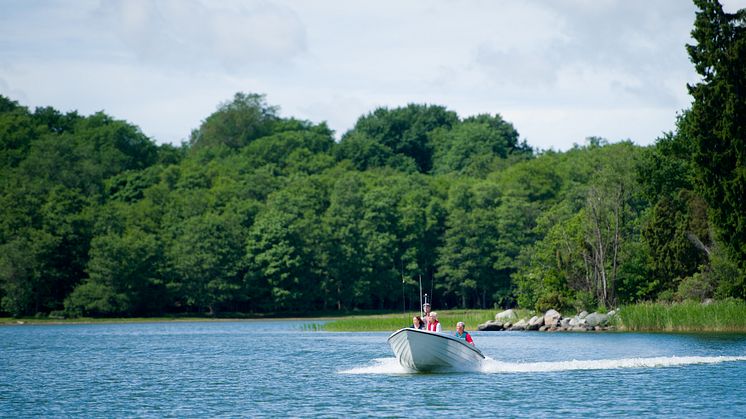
[387,328,485,372]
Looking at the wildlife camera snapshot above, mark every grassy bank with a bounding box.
[615,300,746,332]
[321,309,515,332]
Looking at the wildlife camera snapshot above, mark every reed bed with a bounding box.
[616,300,746,332]
[322,309,504,332]
[300,323,323,332]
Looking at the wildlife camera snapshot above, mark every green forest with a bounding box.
[1,0,744,318]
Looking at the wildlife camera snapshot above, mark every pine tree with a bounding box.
[686,0,746,282]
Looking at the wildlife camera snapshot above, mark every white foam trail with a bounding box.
[480,355,746,373]
[339,358,413,374]
[340,356,746,374]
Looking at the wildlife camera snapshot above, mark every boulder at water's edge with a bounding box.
[496,309,518,321]
[544,309,561,327]
[585,312,609,327]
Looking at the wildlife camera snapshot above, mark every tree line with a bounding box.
[0,0,743,317]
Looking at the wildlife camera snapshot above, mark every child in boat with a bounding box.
[455,321,475,345]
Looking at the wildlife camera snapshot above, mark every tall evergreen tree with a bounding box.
[686,0,746,283]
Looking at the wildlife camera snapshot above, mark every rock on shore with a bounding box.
[477,309,617,332]
[496,309,518,321]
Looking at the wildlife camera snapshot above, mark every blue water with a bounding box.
[2,321,746,418]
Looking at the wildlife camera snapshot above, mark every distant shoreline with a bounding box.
[0,316,340,326]
[4,302,746,333]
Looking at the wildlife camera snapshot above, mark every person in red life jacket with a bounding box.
[427,312,442,332]
[455,321,474,345]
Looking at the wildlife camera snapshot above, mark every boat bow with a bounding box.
[387,328,485,372]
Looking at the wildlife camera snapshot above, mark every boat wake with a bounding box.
[481,355,746,373]
[340,358,413,374]
[340,355,746,375]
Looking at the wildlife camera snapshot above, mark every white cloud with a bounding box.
[1,0,738,149]
[94,0,307,71]
[0,77,29,104]
[471,1,696,107]
[721,0,746,12]
[503,107,679,150]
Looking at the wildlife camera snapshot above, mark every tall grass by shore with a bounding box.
[616,300,746,332]
[322,309,508,332]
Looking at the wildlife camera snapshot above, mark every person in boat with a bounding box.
[410,316,425,329]
[455,321,475,345]
[426,312,442,332]
[422,302,433,329]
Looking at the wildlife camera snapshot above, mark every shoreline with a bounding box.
[5,318,745,334]
[0,309,498,328]
[0,316,342,327]
[4,301,746,333]
[4,318,746,333]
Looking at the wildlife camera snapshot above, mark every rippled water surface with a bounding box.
[2,321,746,418]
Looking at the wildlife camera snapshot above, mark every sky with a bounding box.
[1,0,745,151]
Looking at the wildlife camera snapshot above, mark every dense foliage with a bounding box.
[1,0,744,317]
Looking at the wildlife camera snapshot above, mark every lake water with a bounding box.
[2,321,746,418]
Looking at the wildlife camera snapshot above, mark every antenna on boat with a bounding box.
[430,272,434,309]
[401,262,406,316]
[419,274,423,319]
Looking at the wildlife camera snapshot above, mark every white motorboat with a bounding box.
[387,328,485,372]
